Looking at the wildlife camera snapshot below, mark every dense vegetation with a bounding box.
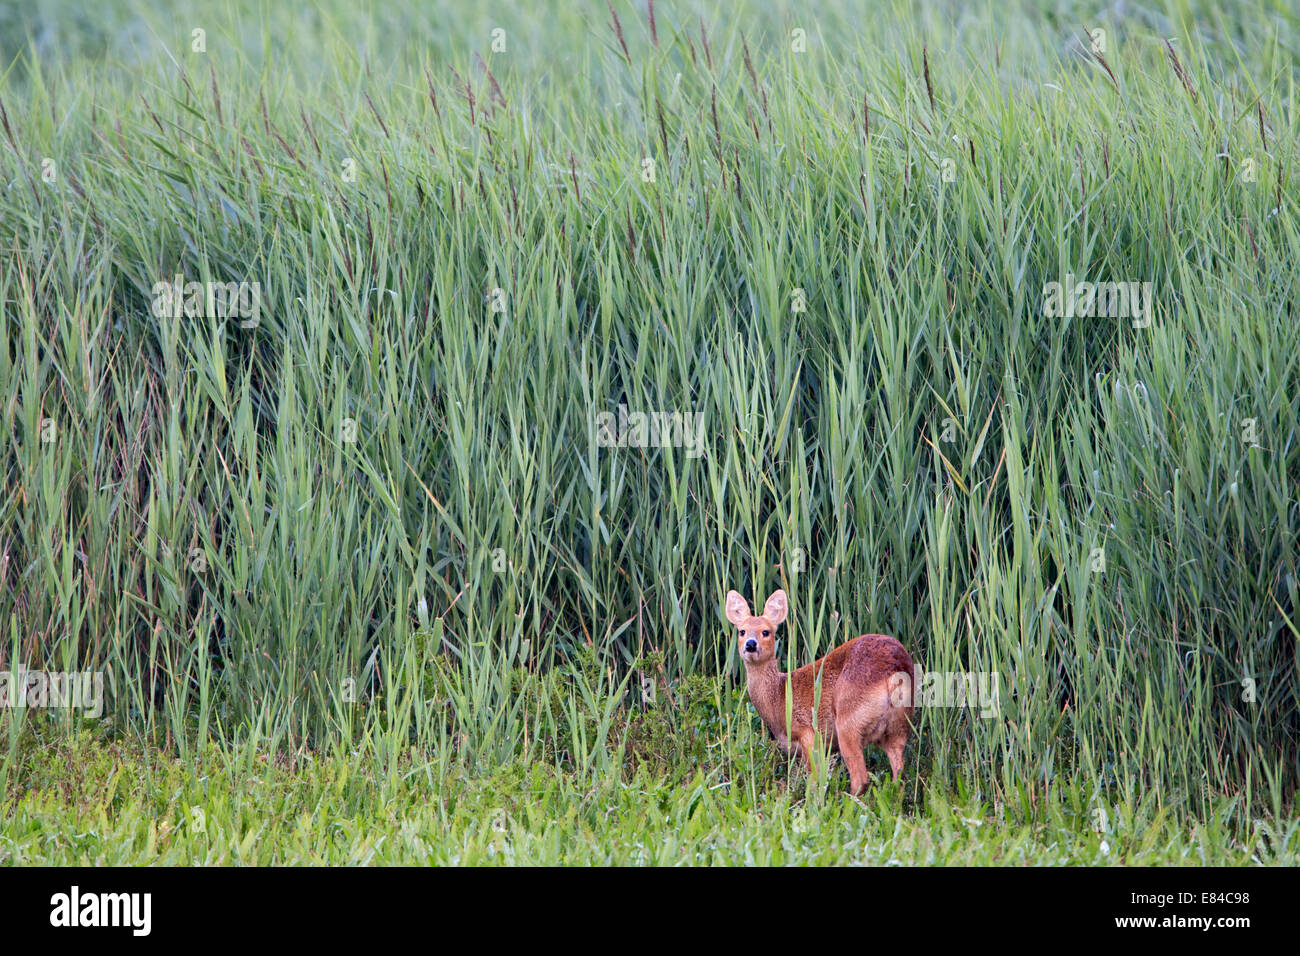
[1,0,1297,862]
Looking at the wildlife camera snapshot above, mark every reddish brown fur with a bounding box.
[726,589,915,795]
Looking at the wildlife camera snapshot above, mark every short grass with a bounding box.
[1,0,1298,863]
[6,704,1298,865]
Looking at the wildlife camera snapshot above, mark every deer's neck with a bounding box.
[743,659,790,739]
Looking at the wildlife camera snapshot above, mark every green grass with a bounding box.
[6,711,1297,865]
[1,0,1298,863]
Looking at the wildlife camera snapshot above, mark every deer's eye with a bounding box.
[739,630,745,637]
[763,630,770,637]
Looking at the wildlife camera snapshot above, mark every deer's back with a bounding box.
[789,634,913,736]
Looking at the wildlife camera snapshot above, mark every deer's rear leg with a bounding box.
[883,732,907,782]
[835,720,869,795]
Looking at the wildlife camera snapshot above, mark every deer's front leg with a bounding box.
[795,728,819,775]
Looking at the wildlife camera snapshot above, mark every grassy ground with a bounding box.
[1,0,1298,863]
[6,708,1297,865]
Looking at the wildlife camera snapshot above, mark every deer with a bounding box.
[725,588,915,795]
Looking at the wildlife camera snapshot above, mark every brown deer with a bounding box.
[726,589,915,794]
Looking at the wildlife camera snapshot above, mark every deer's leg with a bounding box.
[883,732,906,782]
[836,720,869,795]
[796,728,819,777]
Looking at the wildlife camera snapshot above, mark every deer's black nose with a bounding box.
[745,639,757,653]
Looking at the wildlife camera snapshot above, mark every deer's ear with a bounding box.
[762,590,788,626]
[725,591,750,626]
